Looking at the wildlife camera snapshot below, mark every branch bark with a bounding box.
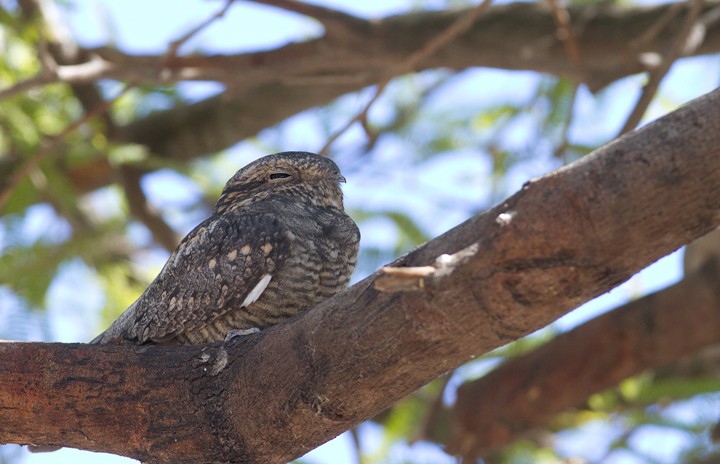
[2,88,720,463]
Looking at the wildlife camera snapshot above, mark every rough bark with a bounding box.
[40,0,720,194]
[1,88,719,463]
[446,262,720,458]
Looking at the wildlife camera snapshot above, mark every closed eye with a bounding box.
[269,172,291,180]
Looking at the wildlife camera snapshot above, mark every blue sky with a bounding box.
[6,0,720,463]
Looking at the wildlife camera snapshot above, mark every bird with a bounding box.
[92,151,360,345]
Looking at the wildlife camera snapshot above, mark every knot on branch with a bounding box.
[374,243,479,292]
[199,345,229,376]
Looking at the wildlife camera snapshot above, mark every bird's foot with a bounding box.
[224,327,261,342]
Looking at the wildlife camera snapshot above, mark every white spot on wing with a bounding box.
[241,273,272,307]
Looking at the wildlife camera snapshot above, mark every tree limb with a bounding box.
[116,164,180,252]
[1,88,719,464]
[0,84,133,212]
[6,1,719,96]
[245,0,368,39]
[318,0,493,155]
[618,0,706,135]
[446,261,720,459]
[22,0,196,252]
[56,1,720,193]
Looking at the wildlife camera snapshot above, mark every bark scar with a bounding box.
[374,243,479,292]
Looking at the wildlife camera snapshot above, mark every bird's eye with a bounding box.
[269,172,291,180]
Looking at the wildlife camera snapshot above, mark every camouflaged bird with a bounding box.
[92,151,360,345]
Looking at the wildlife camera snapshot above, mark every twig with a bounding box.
[36,33,57,76]
[1,0,231,100]
[700,4,720,28]
[0,55,115,102]
[618,0,705,136]
[375,266,437,292]
[375,244,478,293]
[712,420,720,443]
[244,0,363,30]
[0,83,135,213]
[32,0,175,253]
[415,373,453,443]
[166,0,234,59]
[116,164,179,252]
[0,74,55,101]
[545,0,581,64]
[553,81,580,161]
[317,82,387,157]
[348,427,364,464]
[629,2,683,50]
[318,0,493,155]
[362,73,452,152]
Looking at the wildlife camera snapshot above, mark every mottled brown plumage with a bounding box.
[92,151,360,345]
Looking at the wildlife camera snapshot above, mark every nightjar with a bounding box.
[92,151,360,345]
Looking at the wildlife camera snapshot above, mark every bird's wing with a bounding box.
[95,212,290,344]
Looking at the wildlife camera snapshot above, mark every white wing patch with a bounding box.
[241,273,272,308]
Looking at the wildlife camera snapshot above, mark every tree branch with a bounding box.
[4,2,720,200]
[618,0,705,135]
[318,0,493,155]
[116,164,180,252]
[166,0,234,58]
[545,0,581,64]
[65,1,720,188]
[446,261,720,459]
[0,83,134,212]
[245,0,367,38]
[4,1,720,98]
[1,88,720,464]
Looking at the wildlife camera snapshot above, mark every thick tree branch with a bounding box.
[1,89,720,463]
[446,261,720,459]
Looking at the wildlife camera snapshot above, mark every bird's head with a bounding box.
[215,152,347,213]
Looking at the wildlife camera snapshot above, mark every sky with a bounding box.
[5,0,720,463]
